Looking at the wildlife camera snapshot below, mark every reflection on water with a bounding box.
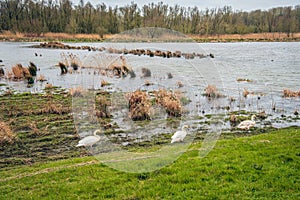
[0,42,299,138]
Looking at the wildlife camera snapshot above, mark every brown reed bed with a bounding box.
[283,89,300,97]
[0,121,15,144]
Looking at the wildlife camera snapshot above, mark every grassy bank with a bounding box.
[1,31,299,42]
[0,127,299,199]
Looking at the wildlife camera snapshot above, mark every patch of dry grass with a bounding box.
[69,87,85,97]
[36,74,47,82]
[204,85,223,98]
[0,121,15,144]
[283,89,300,97]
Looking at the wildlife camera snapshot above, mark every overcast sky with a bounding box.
[72,0,299,11]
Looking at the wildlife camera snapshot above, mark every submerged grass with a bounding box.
[0,127,298,199]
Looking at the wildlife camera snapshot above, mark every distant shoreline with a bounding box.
[0,31,299,43]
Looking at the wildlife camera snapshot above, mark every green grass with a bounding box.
[0,127,299,199]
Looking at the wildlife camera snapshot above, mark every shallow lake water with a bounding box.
[0,41,299,143]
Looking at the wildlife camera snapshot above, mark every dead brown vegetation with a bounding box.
[204,85,223,98]
[0,121,15,144]
[154,89,182,117]
[127,90,152,121]
[12,64,31,79]
[283,89,300,97]
[69,87,85,97]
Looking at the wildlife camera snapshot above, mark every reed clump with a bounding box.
[28,62,37,76]
[141,68,151,78]
[127,90,152,121]
[283,89,300,97]
[39,102,69,115]
[36,74,47,82]
[69,87,85,97]
[0,121,15,144]
[96,96,110,118]
[100,79,110,87]
[154,89,182,117]
[0,67,5,77]
[243,88,250,98]
[12,64,31,79]
[58,62,68,74]
[204,85,223,98]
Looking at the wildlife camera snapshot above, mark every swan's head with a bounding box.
[182,125,189,131]
[93,129,101,136]
[251,115,256,121]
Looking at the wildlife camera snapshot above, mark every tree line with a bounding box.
[0,0,299,37]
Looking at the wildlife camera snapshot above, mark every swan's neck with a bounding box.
[251,116,255,121]
[93,129,101,136]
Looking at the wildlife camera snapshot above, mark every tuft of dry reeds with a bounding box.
[127,90,152,121]
[0,121,15,144]
[69,87,85,97]
[36,74,47,82]
[141,68,151,78]
[28,62,37,76]
[100,79,110,87]
[58,62,68,74]
[39,102,69,115]
[177,81,184,88]
[167,72,173,79]
[11,63,33,80]
[0,67,4,77]
[283,89,300,97]
[243,88,250,98]
[204,85,223,98]
[96,96,110,118]
[45,83,53,90]
[237,78,252,82]
[154,89,182,117]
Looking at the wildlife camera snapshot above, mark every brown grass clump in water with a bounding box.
[243,88,250,98]
[58,62,68,74]
[96,96,110,118]
[127,90,151,121]
[100,79,110,87]
[0,121,15,144]
[69,87,85,97]
[141,68,151,78]
[36,74,47,82]
[154,89,182,117]
[237,78,252,82]
[45,83,53,89]
[12,64,31,79]
[39,101,70,115]
[283,89,300,97]
[204,85,223,98]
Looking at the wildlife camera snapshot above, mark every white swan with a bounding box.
[171,125,189,143]
[76,129,101,147]
[237,115,256,130]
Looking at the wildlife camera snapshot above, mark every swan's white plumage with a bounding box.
[237,115,256,130]
[76,130,101,147]
[171,125,189,143]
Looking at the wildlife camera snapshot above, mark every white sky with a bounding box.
[72,0,299,11]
